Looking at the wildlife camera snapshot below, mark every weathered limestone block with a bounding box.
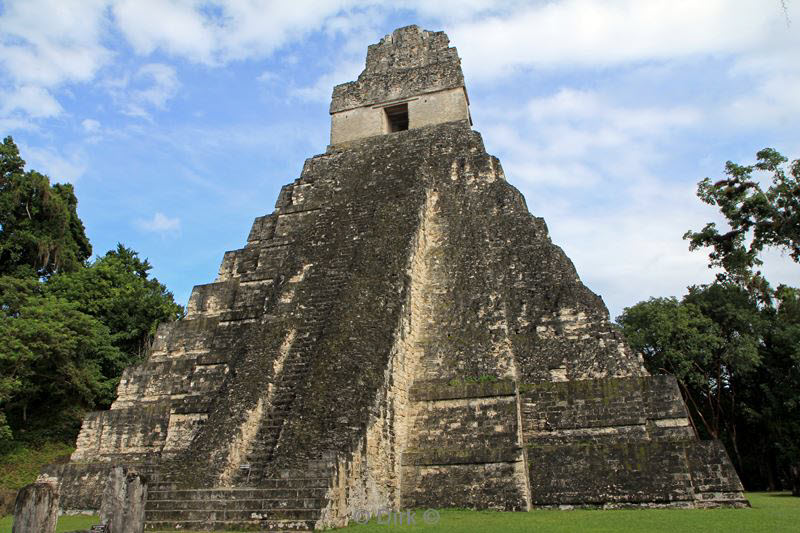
[12,481,59,533]
[685,440,747,506]
[521,376,694,444]
[331,26,463,112]
[247,214,277,244]
[70,404,170,462]
[99,466,147,533]
[330,26,470,145]
[40,463,112,511]
[401,462,528,511]
[186,281,238,317]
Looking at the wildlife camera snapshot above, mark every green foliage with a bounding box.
[684,148,800,300]
[620,148,800,492]
[46,244,184,362]
[618,284,763,468]
[748,286,800,495]
[616,297,722,390]
[0,442,74,492]
[0,278,123,442]
[0,136,91,278]
[0,136,182,450]
[619,284,798,491]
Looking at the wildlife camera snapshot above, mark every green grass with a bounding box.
[343,493,799,532]
[0,442,74,492]
[0,513,98,532]
[0,493,796,532]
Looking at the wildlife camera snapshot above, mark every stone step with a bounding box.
[237,468,333,483]
[147,497,324,510]
[145,507,321,521]
[259,423,285,431]
[147,486,329,501]
[144,518,316,531]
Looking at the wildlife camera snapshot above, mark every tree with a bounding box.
[0,136,91,278]
[46,244,184,363]
[0,137,183,450]
[617,285,762,471]
[619,148,800,493]
[757,286,800,495]
[0,276,123,444]
[684,148,800,299]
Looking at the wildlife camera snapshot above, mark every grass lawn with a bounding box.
[0,513,98,532]
[0,492,796,532]
[344,493,798,532]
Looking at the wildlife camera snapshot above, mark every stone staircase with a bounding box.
[231,210,364,486]
[143,473,331,531]
[142,208,369,530]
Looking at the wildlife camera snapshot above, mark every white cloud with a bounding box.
[133,63,180,109]
[110,0,374,64]
[448,0,786,80]
[211,1,363,62]
[112,0,215,62]
[0,0,111,86]
[136,212,182,234]
[479,87,719,316]
[0,117,37,132]
[722,40,800,128]
[107,63,181,117]
[256,70,279,83]
[490,88,700,190]
[291,59,363,102]
[0,86,63,118]
[81,118,101,133]
[545,200,718,319]
[22,145,87,183]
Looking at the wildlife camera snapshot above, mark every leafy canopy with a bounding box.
[620,147,800,493]
[47,244,184,362]
[0,276,122,444]
[684,148,800,298]
[0,136,91,278]
[0,136,183,449]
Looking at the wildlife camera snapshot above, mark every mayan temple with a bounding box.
[45,26,747,530]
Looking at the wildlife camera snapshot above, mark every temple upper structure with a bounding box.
[329,25,471,146]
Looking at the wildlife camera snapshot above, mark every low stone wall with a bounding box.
[528,440,696,506]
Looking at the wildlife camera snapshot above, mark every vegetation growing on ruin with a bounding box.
[447,374,498,386]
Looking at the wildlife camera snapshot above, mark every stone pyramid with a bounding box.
[47,25,746,530]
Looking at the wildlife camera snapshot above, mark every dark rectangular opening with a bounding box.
[385,103,409,132]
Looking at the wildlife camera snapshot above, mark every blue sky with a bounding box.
[1,0,799,319]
